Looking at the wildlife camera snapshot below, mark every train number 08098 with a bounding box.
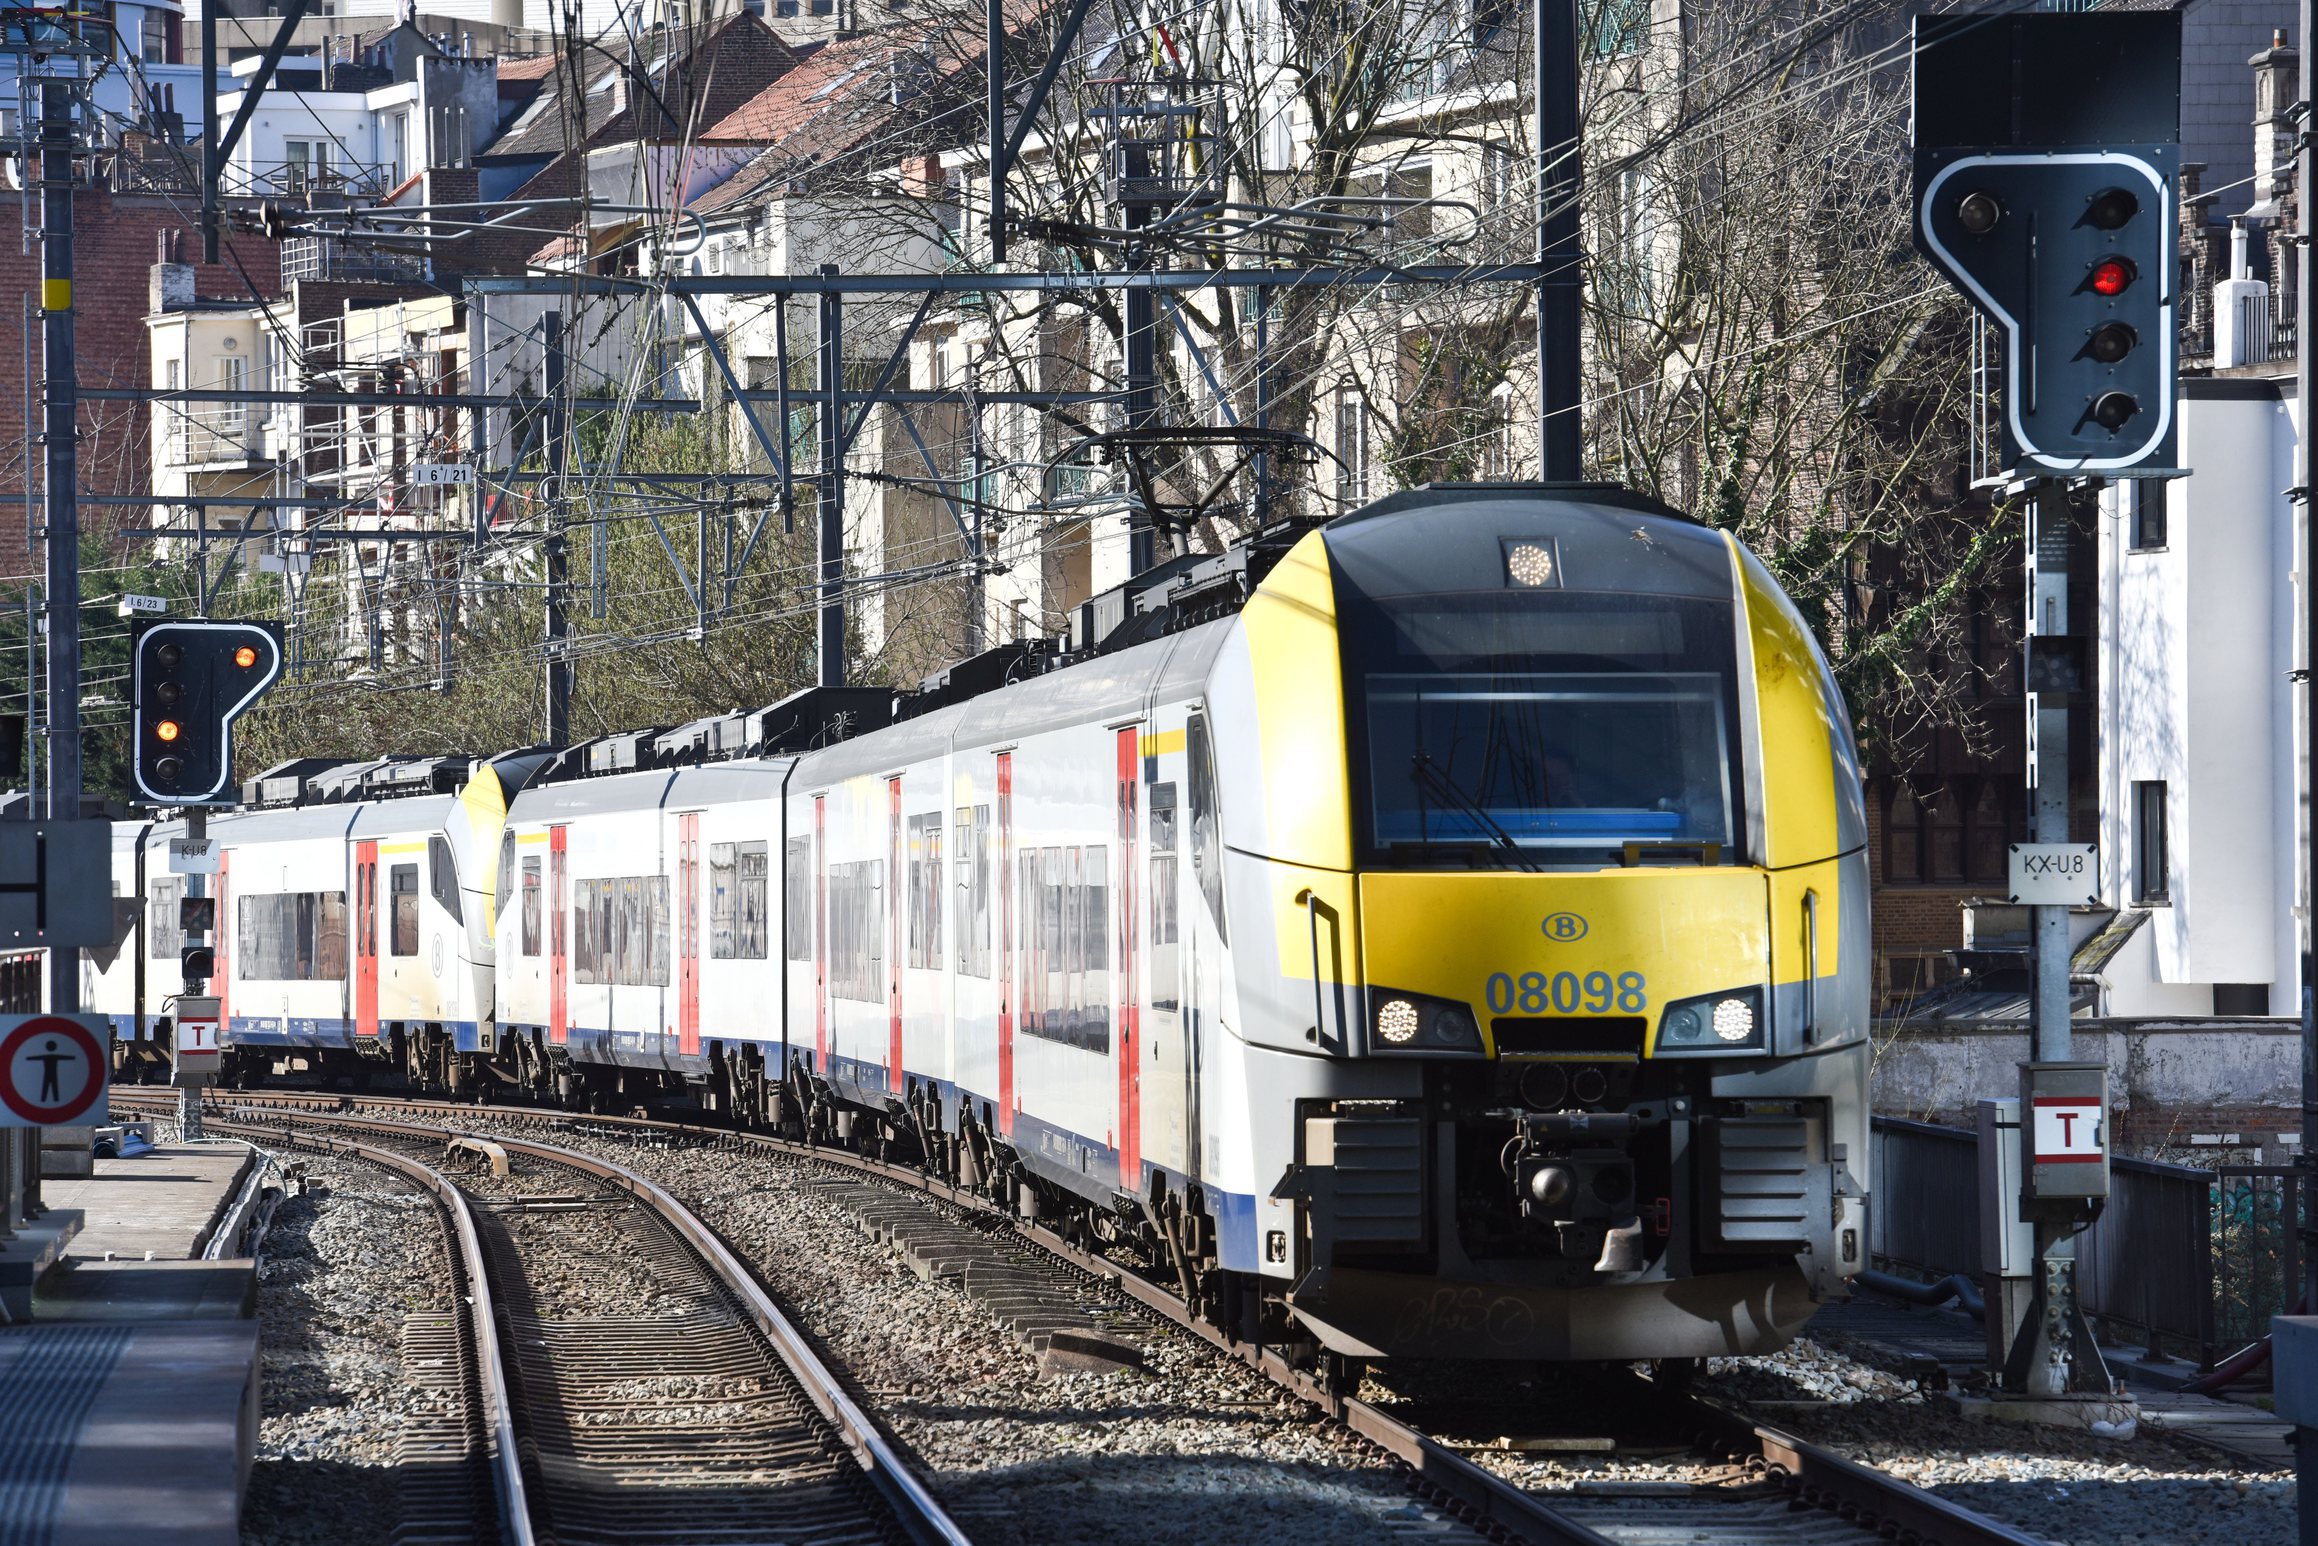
[1485,971,1647,1015]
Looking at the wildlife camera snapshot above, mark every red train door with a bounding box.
[1115,729,1140,1186]
[813,796,827,1073]
[996,752,1014,1134]
[354,841,379,1039]
[887,777,903,1094]
[215,849,232,1037]
[548,825,569,1044]
[677,811,701,1057]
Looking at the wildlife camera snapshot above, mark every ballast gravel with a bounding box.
[531,1127,1481,1546]
[215,1108,2301,1546]
[238,1151,453,1546]
[1423,1336,2295,1546]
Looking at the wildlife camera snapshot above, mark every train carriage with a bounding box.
[96,482,1873,1372]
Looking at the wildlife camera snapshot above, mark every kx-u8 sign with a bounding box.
[130,620,284,806]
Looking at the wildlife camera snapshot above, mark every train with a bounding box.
[84,482,1871,1367]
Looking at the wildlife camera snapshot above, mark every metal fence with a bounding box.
[1869,1116,2294,1367]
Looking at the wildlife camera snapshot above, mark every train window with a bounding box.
[389,864,419,956]
[496,831,516,926]
[827,860,883,1002]
[1342,592,1743,865]
[1017,844,1110,1052]
[521,857,542,955]
[1149,782,1177,854]
[429,837,464,925]
[236,891,348,980]
[1150,854,1179,1013]
[906,814,943,969]
[1186,716,1228,943]
[573,876,670,985]
[953,805,991,978]
[784,838,813,961]
[711,841,769,960]
[149,875,184,957]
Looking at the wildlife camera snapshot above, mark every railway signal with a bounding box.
[131,620,284,806]
[1911,12,2181,479]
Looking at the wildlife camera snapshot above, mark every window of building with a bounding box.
[953,804,992,978]
[1335,388,1368,504]
[236,891,348,981]
[1588,0,1648,56]
[2215,984,2270,1015]
[390,863,418,956]
[573,876,670,985]
[2132,480,2168,551]
[784,837,813,962]
[1882,778,2015,888]
[906,814,943,969]
[2134,780,2169,903]
[710,840,768,959]
[521,855,542,956]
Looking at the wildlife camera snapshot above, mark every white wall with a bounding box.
[2098,380,2301,1011]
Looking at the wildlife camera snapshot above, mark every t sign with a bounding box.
[2032,1098,2103,1163]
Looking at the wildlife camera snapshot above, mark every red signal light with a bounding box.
[2089,257,2135,297]
[233,645,258,668]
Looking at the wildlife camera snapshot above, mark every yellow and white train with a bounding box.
[89,482,1870,1364]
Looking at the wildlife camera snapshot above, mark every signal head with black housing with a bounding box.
[132,620,285,807]
[1911,12,2181,479]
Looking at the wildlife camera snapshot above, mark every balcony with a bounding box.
[282,236,426,284]
[167,404,268,469]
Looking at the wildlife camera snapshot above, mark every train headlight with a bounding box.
[1376,997,1422,1045]
[1367,988,1482,1054]
[1653,987,1765,1055]
[1500,537,1562,589]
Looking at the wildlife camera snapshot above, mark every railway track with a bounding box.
[126,1087,2046,1546]
[137,1095,968,1546]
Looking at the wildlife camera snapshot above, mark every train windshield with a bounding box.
[1346,592,1743,866]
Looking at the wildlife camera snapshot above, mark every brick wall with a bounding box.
[1863,791,1979,1005]
[0,190,281,571]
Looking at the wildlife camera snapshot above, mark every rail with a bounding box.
[142,1096,972,1546]
[223,1119,533,1545]
[1871,1115,2288,1366]
[133,1089,2049,1546]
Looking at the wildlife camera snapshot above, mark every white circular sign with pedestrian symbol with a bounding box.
[0,1014,108,1127]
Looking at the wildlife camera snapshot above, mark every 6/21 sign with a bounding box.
[0,1014,109,1127]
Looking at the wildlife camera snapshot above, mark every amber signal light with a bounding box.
[233,645,258,668]
[154,719,182,743]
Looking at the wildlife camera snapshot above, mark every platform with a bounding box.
[0,1320,259,1545]
[1810,1295,2294,1465]
[42,1142,255,1261]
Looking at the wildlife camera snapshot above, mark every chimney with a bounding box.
[2253,28,2300,210]
[150,232,195,312]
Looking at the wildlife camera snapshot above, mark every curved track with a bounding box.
[127,1088,2042,1546]
[143,1096,968,1546]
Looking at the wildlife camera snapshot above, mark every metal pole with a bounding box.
[817,275,844,686]
[2298,0,2318,1463]
[987,0,1006,265]
[2029,482,2071,1058]
[542,308,569,745]
[31,79,79,1223]
[1535,0,1581,481]
[1125,215,1158,571]
[200,0,218,263]
[176,808,207,1142]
